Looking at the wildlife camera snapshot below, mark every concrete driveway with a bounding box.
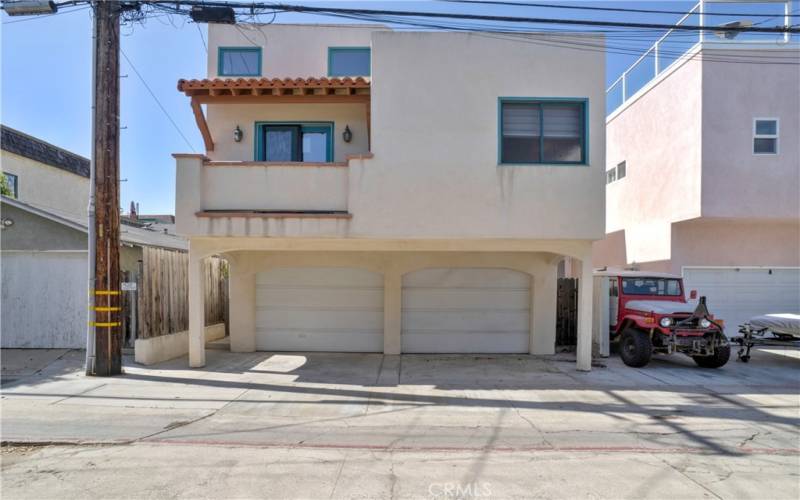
[1,347,799,499]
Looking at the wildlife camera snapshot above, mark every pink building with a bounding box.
[594,0,800,329]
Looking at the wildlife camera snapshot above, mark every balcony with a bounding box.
[606,0,795,116]
[175,154,373,238]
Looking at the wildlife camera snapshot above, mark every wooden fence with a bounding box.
[135,247,228,339]
[556,277,578,348]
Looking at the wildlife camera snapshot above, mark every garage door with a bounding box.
[683,267,800,330]
[255,267,383,352]
[402,268,530,353]
[1,251,88,348]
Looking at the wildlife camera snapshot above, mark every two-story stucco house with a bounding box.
[594,2,800,330]
[175,24,606,370]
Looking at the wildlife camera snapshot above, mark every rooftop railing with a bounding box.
[606,0,794,116]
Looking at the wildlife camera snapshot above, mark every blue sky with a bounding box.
[1,1,790,214]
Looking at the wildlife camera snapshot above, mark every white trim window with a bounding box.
[753,118,778,155]
[606,168,616,184]
[616,160,626,179]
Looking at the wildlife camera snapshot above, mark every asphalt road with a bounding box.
[2,347,798,499]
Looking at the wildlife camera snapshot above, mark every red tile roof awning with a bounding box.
[177,77,372,153]
[177,77,370,97]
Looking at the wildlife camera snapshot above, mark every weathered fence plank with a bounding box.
[136,248,228,339]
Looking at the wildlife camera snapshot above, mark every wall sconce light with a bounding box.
[342,125,353,143]
[233,125,243,143]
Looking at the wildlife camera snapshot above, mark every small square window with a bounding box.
[2,172,17,198]
[753,118,778,155]
[218,47,261,77]
[328,47,370,77]
[606,168,616,184]
[617,161,626,179]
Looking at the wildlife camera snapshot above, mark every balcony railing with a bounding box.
[606,0,794,116]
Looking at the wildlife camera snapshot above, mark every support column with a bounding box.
[229,264,256,353]
[383,271,402,355]
[576,255,594,372]
[530,266,557,355]
[188,249,206,368]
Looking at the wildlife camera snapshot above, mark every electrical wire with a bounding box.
[437,0,800,19]
[119,47,196,152]
[137,1,799,34]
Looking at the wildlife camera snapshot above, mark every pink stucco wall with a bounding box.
[593,218,799,275]
[701,48,800,221]
[597,46,800,274]
[671,218,800,274]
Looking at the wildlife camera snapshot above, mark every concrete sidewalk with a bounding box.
[1,348,799,499]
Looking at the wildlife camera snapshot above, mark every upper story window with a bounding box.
[607,161,625,184]
[328,47,370,77]
[2,172,18,198]
[255,122,333,163]
[218,47,261,77]
[753,118,778,155]
[499,99,587,165]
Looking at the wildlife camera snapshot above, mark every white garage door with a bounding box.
[402,268,530,353]
[1,251,88,348]
[255,267,384,352]
[683,267,800,330]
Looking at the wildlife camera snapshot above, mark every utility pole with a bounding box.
[89,0,122,376]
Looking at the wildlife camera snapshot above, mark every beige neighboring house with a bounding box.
[174,24,607,370]
[0,126,188,349]
[594,2,800,330]
[1,125,89,217]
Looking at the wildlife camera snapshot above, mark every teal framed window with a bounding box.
[255,122,334,162]
[328,47,370,77]
[498,98,588,165]
[218,47,262,77]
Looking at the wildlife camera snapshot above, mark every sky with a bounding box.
[1,1,792,214]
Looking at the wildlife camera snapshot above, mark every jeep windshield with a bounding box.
[621,278,682,297]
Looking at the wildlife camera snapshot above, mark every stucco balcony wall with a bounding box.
[202,161,348,212]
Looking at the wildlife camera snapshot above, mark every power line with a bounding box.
[140,1,799,34]
[438,0,800,19]
[331,12,800,66]
[119,47,196,152]
[195,22,208,53]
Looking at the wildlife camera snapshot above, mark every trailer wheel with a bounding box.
[693,344,731,368]
[619,329,652,367]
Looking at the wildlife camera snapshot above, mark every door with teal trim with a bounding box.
[263,125,301,162]
[259,124,332,162]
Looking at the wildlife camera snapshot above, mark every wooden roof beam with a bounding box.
[190,97,214,152]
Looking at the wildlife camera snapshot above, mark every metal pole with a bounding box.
[85,2,98,376]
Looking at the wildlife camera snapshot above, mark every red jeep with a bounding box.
[599,270,730,368]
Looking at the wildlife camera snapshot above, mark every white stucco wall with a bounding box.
[207,23,384,78]
[1,150,89,218]
[349,31,606,240]
[181,29,607,242]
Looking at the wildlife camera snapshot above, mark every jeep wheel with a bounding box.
[693,344,731,368]
[619,329,652,368]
